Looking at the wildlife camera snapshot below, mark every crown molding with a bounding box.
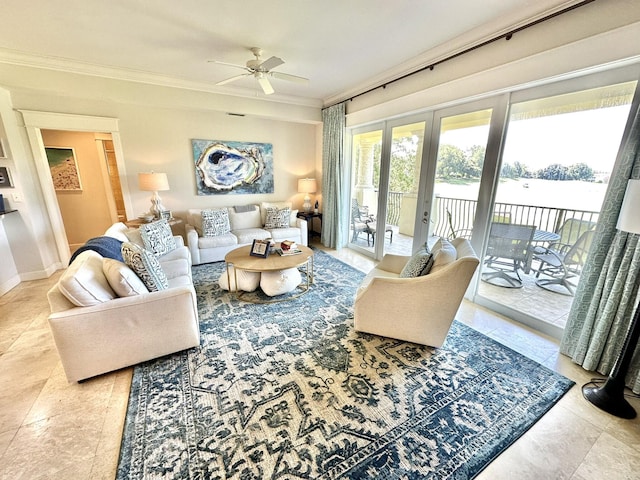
[0,48,323,109]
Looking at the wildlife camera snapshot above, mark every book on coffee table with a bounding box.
[275,247,303,256]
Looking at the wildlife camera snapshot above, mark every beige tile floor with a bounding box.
[1,245,639,479]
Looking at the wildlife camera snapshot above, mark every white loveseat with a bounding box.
[185,202,308,265]
[47,222,200,382]
[354,237,479,347]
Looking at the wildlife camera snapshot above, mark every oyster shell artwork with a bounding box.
[192,140,274,195]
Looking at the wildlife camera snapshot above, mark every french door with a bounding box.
[348,116,429,259]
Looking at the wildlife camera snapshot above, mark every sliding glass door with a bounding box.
[476,79,637,333]
[426,108,494,243]
[347,65,639,336]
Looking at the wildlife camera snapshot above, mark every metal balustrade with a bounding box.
[432,196,599,242]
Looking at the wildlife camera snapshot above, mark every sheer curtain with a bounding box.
[320,102,346,249]
[561,88,640,393]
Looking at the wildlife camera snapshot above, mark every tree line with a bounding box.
[436,144,596,182]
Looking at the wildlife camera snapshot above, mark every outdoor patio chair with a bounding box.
[546,218,596,254]
[534,229,595,295]
[366,221,394,246]
[482,222,536,288]
[351,199,373,244]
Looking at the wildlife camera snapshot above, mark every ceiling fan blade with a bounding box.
[210,60,250,71]
[216,73,251,86]
[257,75,275,95]
[269,71,309,84]
[258,56,284,71]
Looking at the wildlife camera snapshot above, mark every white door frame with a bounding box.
[19,110,132,265]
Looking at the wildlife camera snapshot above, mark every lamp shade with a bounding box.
[298,178,317,194]
[617,179,640,235]
[138,172,169,192]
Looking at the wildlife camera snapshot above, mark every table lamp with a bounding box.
[298,178,317,213]
[138,172,169,219]
[582,178,640,419]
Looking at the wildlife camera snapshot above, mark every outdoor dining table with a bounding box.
[532,229,561,244]
[525,229,561,273]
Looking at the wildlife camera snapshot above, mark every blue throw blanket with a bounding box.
[69,236,124,265]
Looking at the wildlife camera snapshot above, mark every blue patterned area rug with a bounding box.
[117,249,573,480]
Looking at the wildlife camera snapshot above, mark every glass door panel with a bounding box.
[349,129,382,253]
[477,81,636,331]
[429,109,493,244]
[375,121,426,256]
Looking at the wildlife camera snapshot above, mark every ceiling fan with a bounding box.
[211,47,309,95]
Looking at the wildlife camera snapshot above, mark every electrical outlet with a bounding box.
[12,193,23,203]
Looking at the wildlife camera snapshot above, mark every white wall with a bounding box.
[0,72,321,286]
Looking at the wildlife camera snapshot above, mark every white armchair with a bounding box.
[354,237,479,347]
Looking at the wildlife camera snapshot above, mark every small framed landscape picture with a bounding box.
[160,210,172,221]
[45,146,82,191]
[250,239,270,258]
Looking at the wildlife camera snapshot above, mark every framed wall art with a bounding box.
[0,139,6,159]
[45,147,82,191]
[0,166,13,188]
[192,139,274,195]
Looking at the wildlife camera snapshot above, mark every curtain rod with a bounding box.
[324,0,596,110]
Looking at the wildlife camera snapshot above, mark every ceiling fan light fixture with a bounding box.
[256,73,275,95]
[210,47,308,95]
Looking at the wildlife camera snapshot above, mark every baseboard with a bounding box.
[0,275,20,296]
[474,296,564,340]
[19,262,63,282]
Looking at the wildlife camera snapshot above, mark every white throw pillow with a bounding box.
[103,258,149,297]
[429,238,457,274]
[202,209,231,237]
[58,250,116,307]
[218,266,261,292]
[104,222,130,242]
[121,242,168,292]
[228,206,262,230]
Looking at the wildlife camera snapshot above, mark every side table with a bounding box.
[125,217,184,235]
[297,212,322,238]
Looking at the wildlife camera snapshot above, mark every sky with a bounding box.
[441,104,631,173]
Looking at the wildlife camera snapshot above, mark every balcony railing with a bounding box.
[432,195,599,243]
[353,191,598,251]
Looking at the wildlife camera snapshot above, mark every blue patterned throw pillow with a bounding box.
[202,209,231,237]
[399,249,433,278]
[264,207,291,228]
[139,219,176,256]
[121,242,168,292]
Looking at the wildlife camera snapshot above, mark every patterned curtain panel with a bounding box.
[560,96,640,393]
[321,102,346,249]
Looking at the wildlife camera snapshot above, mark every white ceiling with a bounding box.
[0,0,579,106]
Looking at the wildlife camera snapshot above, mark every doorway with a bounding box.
[21,111,132,266]
[41,129,126,253]
[348,117,428,259]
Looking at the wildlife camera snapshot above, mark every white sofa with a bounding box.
[47,222,200,382]
[185,202,308,265]
[354,237,479,347]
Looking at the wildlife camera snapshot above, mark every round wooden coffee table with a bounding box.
[224,243,314,303]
